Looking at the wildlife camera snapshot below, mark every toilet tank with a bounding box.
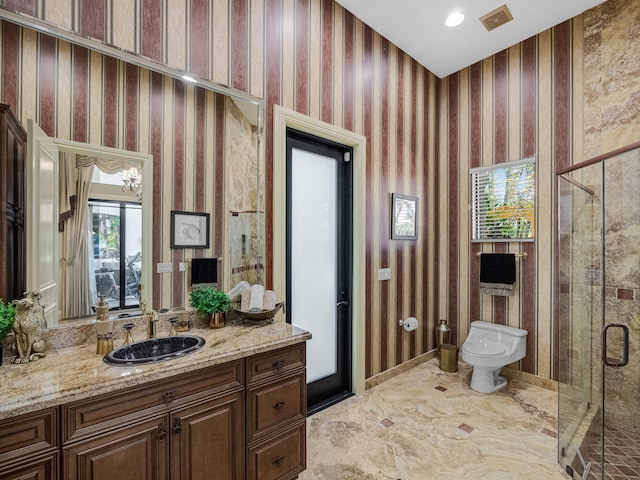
[468,321,528,353]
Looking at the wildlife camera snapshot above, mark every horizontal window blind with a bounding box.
[471,157,535,242]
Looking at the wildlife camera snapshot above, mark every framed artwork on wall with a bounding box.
[391,193,418,240]
[170,211,210,248]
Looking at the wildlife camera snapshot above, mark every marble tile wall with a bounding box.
[583,0,640,159]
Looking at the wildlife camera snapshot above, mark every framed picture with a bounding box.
[391,193,418,240]
[170,211,210,248]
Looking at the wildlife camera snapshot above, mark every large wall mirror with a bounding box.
[0,11,264,327]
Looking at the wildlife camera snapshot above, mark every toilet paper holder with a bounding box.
[398,317,419,331]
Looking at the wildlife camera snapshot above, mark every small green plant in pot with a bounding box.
[189,287,230,329]
[0,299,16,366]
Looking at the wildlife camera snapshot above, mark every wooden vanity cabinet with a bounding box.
[2,341,308,480]
[246,344,307,480]
[62,361,245,480]
[0,407,59,480]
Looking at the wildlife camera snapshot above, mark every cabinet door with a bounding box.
[170,391,244,480]
[0,105,27,302]
[63,417,169,480]
[26,119,58,325]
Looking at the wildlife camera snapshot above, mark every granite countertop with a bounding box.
[0,320,311,421]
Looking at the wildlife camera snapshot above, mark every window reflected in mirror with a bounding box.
[90,200,142,311]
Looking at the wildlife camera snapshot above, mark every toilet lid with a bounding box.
[463,341,506,357]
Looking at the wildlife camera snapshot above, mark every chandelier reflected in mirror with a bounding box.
[121,167,142,200]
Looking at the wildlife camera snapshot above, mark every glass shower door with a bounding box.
[557,165,603,478]
[557,145,640,479]
[599,149,640,479]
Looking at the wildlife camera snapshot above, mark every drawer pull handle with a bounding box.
[272,359,285,371]
[162,390,176,404]
[172,418,182,435]
[158,424,167,441]
[273,456,285,467]
[273,401,286,411]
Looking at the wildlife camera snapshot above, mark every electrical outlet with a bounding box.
[378,268,391,281]
[157,262,173,273]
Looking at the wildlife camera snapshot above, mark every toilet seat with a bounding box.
[462,341,506,357]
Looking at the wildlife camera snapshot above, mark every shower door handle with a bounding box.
[602,323,629,367]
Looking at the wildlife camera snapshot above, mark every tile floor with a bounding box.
[584,426,640,480]
[299,358,570,480]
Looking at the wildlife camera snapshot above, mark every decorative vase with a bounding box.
[208,312,226,329]
[435,319,452,359]
[176,311,192,332]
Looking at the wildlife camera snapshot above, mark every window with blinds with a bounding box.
[471,157,535,242]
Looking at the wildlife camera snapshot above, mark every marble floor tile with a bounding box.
[300,358,570,480]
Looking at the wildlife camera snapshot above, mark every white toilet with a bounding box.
[461,321,528,393]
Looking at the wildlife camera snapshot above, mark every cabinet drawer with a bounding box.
[0,451,58,480]
[247,372,306,443]
[63,360,243,443]
[247,422,305,480]
[246,343,305,385]
[0,408,58,466]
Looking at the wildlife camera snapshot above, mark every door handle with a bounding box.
[158,423,167,441]
[602,323,629,367]
[172,418,182,435]
[336,301,349,307]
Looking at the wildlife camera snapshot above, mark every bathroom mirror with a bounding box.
[0,11,264,326]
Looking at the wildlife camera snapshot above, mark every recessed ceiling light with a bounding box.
[445,11,465,28]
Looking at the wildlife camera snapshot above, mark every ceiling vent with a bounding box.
[479,4,514,32]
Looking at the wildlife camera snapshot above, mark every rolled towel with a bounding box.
[248,284,265,312]
[263,290,276,311]
[240,286,251,311]
[227,281,250,303]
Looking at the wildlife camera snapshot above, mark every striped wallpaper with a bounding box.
[0,0,441,380]
[438,22,575,380]
[3,0,637,382]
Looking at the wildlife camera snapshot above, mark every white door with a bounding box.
[26,120,59,326]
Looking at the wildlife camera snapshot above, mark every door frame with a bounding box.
[273,105,366,395]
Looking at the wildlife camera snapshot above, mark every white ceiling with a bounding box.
[333,0,608,78]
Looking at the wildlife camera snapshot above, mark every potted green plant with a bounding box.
[189,287,230,329]
[0,299,16,366]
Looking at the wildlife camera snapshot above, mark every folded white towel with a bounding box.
[248,284,265,312]
[263,290,276,311]
[226,281,250,303]
[240,286,251,311]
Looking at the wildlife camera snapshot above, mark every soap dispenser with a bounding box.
[95,295,114,354]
